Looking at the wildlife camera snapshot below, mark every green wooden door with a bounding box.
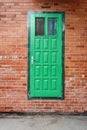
[29,12,63,98]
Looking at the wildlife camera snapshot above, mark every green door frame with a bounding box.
[28,11,65,99]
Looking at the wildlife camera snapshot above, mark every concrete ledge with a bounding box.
[0,112,87,118]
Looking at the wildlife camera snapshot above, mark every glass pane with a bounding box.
[48,18,57,35]
[35,18,44,35]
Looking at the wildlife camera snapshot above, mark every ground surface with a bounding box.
[0,114,87,130]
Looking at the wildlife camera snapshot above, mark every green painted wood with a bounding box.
[29,12,63,98]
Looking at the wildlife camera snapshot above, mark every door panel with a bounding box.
[29,12,63,98]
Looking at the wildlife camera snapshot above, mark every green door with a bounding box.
[29,12,63,98]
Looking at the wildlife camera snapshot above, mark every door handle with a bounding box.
[31,56,35,64]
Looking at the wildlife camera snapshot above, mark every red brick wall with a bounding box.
[0,0,87,113]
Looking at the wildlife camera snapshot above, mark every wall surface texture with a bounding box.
[0,0,87,113]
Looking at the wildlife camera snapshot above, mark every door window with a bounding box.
[48,18,57,35]
[35,18,45,35]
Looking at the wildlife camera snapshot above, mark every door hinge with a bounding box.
[28,91,30,97]
[63,24,65,32]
